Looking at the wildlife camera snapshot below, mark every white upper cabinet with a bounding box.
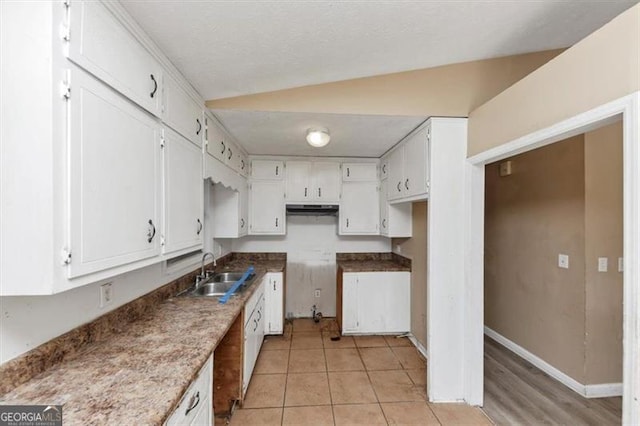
[342,163,378,181]
[386,123,430,202]
[286,161,341,204]
[235,150,249,177]
[210,181,248,238]
[162,128,204,257]
[68,0,164,116]
[249,181,286,235]
[340,181,379,235]
[387,147,405,201]
[379,179,412,238]
[162,74,204,146]
[252,160,284,180]
[68,68,162,278]
[205,114,227,163]
[380,158,389,180]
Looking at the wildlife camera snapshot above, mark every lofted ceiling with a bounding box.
[213,110,426,158]
[120,1,637,101]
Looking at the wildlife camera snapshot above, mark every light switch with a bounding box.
[618,257,624,272]
[499,161,513,177]
[100,282,113,308]
[558,254,569,269]
[598,257,608,272]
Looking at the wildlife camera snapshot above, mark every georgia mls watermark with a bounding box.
[0,405,62,426]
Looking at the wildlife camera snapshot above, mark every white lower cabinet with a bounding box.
[165,355,213,426]
[339,181,379,235]
[243,281,266,396]
[342,272,410,334]
[249,180,285,235]
[264,272,284,335]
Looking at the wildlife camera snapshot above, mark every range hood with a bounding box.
[286,204,339,216]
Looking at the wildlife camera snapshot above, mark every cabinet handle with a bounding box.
[221,141,225,154]
[257,309,261,321]
[253,318,258,332]
[397,182,401,192]
[149,74,158,98]
[241,159,245,170]
[273,281,276,291]
[197,219,203,235]
[147,219,156,243]
[275,165,279,176]
[196,118,202,135]
[228,148,232,160]
[405,179,409,190]
[382,218,386,228]
[185,391,200,416]
[275,217,278,227]
[304,187,307,197]
[382,164,386,174]
[347,167,350,177]
[318,187,321,197]
[346,218,349,228]
[240,218,245,228]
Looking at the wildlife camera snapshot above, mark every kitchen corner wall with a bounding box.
[393,202,428,349]
[231,215,390,318]
[484,122,623,385]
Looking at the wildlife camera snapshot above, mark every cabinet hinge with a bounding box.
[61,81,71,100]
[160,136,165,149]
[160,235,165,246]
[61,248,72,265]
[60,24,71,42]
[63,0,71,7]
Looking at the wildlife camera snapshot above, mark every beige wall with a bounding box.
[485,123,623,385]
[584,122,623,384]
[393,201,428,348]
[207,50,562,116]
[468,5,639,156]
[485,135,587,382]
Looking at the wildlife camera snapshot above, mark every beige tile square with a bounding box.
[323,333,356,349]
[369,370,427,402]
[333,403,387,425]
[262,335,291,351]
[406,369,427,387]
[354,335,389,348]
[229,408,283,425]
[292,318,322,333]
[325,348,365,372]
[285,372,331,407]
[289,348,326,373]
[243,374,287,408]
[392,346,427,369]
[381,401,440,425]
[360,346,402,371]
[384,335,413,347]
[328,371,378,404]
[291,331,324,349]
[429,403,494,425]
[254,349,289,374]
[282,405,334,425]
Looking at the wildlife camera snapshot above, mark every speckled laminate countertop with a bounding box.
[0,258,284,425]
[336,253,411,273]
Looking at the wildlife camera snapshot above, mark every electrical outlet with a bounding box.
[100,282,113,308]
[598,257,608,272]
[558,254,569,269]
[618,257,624,272]
[314,289,321,298]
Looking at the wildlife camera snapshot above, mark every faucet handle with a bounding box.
[204,269,215,278]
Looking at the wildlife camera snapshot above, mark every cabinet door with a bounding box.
[243,310,256,395]
[342,163,377,181]
[162,74,203,146]
[285,161,311,203]
[387,148,404,201]
[264,273,284,334]
[341,274,359,332]
[68,68,161,278]
[224,139,238,169]
[249,181,285,234]
[381,272,411,333]
[313,162,341,202]
[252,160,284,180]
[239,182,249,236]
[211,184,241,238]
[236,151,249,177]
[68,0,163,116]
[340,182,379,235]
[163,128,203,256]
[205,116,227,163]
[379,180,389,236]
[357,272,410,333]
[403,127,429,197]
[380,157,389,180]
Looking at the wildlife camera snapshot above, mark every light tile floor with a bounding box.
[229,319,493,425]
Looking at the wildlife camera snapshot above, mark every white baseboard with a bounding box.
[484,326,621,399]
[408,334,428,360]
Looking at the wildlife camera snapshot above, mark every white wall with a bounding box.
[232,215,390,317]
[0,258,205,365]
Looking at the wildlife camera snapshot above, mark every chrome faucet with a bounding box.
[197,252,216,286]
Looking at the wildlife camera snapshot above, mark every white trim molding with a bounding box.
[485,327,622,398]
[408,334,429,360]
[465,92,640,425]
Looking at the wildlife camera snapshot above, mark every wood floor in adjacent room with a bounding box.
[483,336,622,426]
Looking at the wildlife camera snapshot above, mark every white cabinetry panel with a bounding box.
[340,182,379,235]
[249,181,285,235]
[162,74,203,146]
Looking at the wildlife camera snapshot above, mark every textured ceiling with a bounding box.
[120,1,637,100]
[213,110,426,157]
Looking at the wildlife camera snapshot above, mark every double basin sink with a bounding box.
[187,271,256,297]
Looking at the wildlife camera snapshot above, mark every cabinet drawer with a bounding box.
[68,0,163,116]
[165,355,212,426]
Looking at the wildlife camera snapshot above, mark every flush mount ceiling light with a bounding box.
[306,128,331,148]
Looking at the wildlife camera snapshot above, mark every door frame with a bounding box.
[463,92,640,425]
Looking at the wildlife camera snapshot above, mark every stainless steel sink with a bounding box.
[211,272,246,283]
[190,282,236,297]
[185,271,255,297]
